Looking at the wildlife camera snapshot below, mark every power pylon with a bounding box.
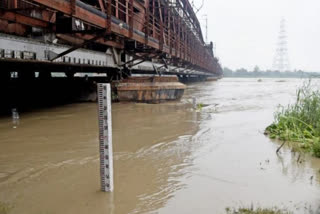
[273,18,290,72]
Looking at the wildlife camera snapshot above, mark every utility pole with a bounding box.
[203,15,208,44]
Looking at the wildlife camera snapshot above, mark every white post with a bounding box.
[97,83,114,192]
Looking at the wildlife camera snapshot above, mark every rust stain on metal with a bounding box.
[117,76,186,103]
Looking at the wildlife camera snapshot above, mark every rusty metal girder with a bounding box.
[0,10,48,28]
[50,31,110,61]
[0,0,220,74]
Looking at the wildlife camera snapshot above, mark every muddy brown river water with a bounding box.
[0,78,320,214]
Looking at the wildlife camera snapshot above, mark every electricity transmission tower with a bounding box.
[202,15,208,43]
[191,0,204,14]
[272,18,290,72]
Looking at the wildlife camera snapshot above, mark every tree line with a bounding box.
[223,66,320,78]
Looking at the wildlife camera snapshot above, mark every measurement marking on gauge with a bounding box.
[97,83,113,192]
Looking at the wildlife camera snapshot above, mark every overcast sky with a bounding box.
[193,0,320,71]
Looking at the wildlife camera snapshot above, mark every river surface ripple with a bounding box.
[0,78,320,214]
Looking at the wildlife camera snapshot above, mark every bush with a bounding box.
[265,80,320,157]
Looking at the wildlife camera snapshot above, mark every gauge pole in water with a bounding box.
[97,83,114,192]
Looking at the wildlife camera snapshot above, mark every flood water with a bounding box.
[0,78,320,214]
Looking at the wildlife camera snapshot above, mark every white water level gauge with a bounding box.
[97,83,114,192]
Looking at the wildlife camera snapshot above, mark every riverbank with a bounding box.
[265,81,320,158]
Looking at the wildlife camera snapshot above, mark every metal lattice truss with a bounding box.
[0,0,222,75]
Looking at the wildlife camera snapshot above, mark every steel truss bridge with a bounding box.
[0,0,222,78]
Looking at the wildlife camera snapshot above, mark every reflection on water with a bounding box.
[0,78,320,214]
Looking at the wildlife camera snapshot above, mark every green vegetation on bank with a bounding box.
[265,81,320,157]
[226,207,292,214]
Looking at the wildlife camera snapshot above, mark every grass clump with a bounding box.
[0,202,12,214]
[197,103,204,110]
[265,80,320,157]
[225,207,292,214]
